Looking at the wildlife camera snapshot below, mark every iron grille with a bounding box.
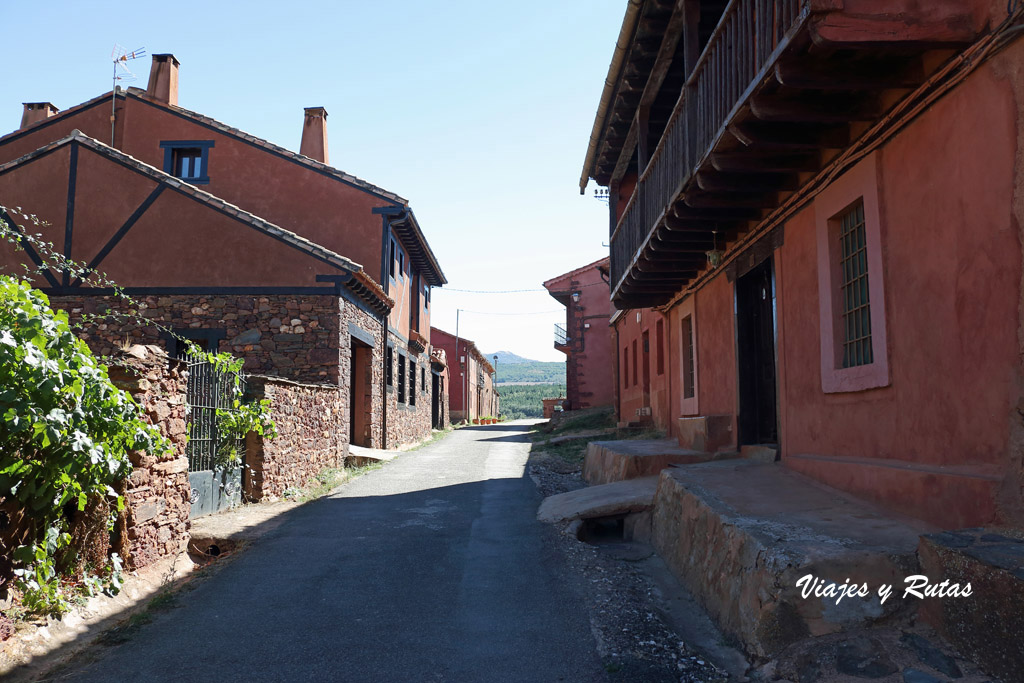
[554,323,569,346]
[682,316,695,399]
[838,201,872,368]
[185,350,247,473]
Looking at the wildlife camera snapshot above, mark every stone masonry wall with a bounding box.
[244,376,347,501]
[107,346,190,570]
[54,294,343,385]
[386,332,433,448]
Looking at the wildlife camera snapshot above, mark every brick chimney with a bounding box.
[146,54,180,106]
[300,107,329,164]
[20,102,59,129]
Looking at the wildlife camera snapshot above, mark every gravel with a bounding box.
[529,450,730,683]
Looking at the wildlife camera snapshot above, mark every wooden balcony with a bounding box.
[608,0,980,307]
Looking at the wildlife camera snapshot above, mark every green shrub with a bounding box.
[0,276,169,613]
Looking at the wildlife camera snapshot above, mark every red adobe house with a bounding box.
[0,55,447,473]
[581,1,1024,532]
[543,257,615,411]
[431,327,498,422]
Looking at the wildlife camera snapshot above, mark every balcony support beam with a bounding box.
[729,121,849,150]
[711,151,820,174]
[750,93,881,123]
[774,58,923,91]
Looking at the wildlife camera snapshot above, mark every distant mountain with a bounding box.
[488,350,533,365]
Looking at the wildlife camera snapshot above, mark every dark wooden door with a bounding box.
[736,258,778,445]
[431,372,441,429]
[642,331,651,409]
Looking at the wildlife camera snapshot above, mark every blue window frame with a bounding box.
[160,140,214,184]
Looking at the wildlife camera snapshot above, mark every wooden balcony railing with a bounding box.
[610,0,806,291]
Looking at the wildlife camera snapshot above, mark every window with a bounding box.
[423,285,430,310]
[815,153,889,393]
[389,240,397,280]
[837,201,872,368]
[682,316,695,399]
[164,328,225,358]
[409,359,416,406]
[386,346,394,389]
[160,141,213,184]
[656,319,664,375]
[623,347,629,388]
[421,367,426,390]
[397,352,406,403]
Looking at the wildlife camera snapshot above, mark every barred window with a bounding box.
[386,347,394,388]
[837,201,872,368]
[409,359,416,406]
[397,353,406,403]
[681,316,695,399]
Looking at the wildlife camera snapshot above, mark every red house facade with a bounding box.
[0,54,448,455]
[430,327,498,423]
[582,1,1024,530]
[544,257,615,411]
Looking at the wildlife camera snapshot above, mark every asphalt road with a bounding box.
[65,422,608,682]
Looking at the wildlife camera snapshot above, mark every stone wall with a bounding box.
[244,376,347,501]
[54,294,343,385]
[385,331,433,448]
[107,346,190,570]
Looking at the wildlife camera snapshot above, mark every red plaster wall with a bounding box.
[0,95,397,285]
[778,52,1021,472]
[614,308,672,431]
[0,144,349,290]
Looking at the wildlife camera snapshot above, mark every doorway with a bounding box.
[431,371,442,429]
[349,340,372,447]
[736,257,778,446]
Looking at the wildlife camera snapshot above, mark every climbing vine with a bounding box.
[0,206,274,614]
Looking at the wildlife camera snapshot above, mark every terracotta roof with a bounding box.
[0,130,393,313]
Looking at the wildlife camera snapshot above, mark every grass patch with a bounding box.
[548,407,616,436]
[283,461,384,503]
[96,588,178,646]
[411,427,453,450]
[533,437,592,465]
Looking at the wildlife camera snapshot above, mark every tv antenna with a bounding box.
[109,45,146,145]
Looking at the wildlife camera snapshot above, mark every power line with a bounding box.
[460,309,565,317]
[441,281,610,294]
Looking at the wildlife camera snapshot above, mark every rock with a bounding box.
[902,668,943,683]
[230,329,261,345]
[900,632,962,678]
[836,637,897,678]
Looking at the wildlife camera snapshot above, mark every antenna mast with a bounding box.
[110,46,145,146]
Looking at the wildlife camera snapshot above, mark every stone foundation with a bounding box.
[583,439,730,485]
[108,346,190,570]
[677,415,734,452]
[650,461,924,658]
[917,529,1024,681]
[244,376,348,501]
[55,294,345,385]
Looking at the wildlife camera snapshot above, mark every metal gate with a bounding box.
[185,351,246,517]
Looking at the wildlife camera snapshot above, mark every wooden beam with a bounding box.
[696,170,798,193]
[711,151,820,174]
[728,121,849,150]
[774,58,923,91]
[683,191,777,210]
[671,204,761,222]
[750,93,880,123]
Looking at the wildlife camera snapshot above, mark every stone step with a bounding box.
[650,460,933,658]
[537,476,659,527]
[583,439,736,486]
[917,529,1024,681]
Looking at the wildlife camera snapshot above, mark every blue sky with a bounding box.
[0,1,623,363]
